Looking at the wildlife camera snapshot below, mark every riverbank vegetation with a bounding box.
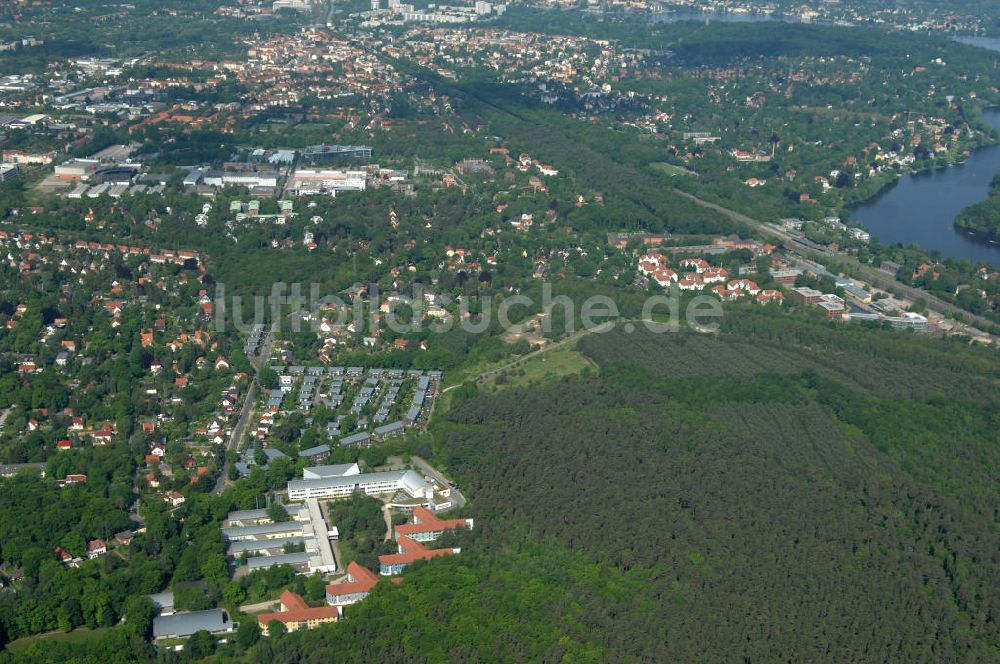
[956,171,1000,242]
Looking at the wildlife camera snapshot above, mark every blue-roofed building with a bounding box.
[406,406,421,425]
[374,421,404,440]
[298,444,331,462]
[339,432,371,448]
[263,448,289,463]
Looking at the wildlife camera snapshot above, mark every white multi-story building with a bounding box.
[287,469,433,501]
[2,150,55,165]
[202,170,280,189]
[286,169,366,196]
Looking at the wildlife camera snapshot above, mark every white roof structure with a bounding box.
[302,462,361,479]
[287,469,433,501]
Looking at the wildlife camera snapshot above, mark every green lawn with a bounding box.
[6,626,114,652]
[650,162,695,177]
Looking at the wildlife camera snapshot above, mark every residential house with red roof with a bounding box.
[678,274,705,291]
[651,268,678,287]
[679,258,710,273]
[757,289,784,305]
[87,539,107,559]
[61,473,87,487]
[92,425,114,445]
[164,491,186,507]
[702,266,729,284]
[727,279,760,296]
[54,547,82,568]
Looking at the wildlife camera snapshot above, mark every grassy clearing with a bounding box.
[482,345,593,391]
[650,162,696,177]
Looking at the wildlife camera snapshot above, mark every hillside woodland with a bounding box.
[246,315,1000,663]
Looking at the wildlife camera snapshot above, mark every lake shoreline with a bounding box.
[646,8,1000,266]
[955,226,1000,245]
[849,108,1000,267]
[844,146,989,217]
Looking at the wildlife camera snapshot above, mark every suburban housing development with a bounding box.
[4,0,1000,660]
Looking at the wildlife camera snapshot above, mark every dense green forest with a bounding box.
[243,314,1000,663]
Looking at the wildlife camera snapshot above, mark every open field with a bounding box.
[650,162,697,177]
[480,344,593,390]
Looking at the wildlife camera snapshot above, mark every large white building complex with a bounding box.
[287,467,434,502]
[286,169,366,196]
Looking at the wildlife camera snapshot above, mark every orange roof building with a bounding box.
[257,590,340,635]
[393,506,473,543]
[377,507,473,576]
[325,561,380,606]
[378,536,457,576]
